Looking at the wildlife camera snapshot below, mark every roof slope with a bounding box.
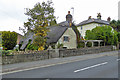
[20,21,70,50]
[20,31,34,50]
[46,26,67,44]
[77,18,110,26]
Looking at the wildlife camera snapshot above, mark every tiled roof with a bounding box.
[77,18,110,26]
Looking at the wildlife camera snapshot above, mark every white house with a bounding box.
[77,14,110,38]
[46,22,77,49]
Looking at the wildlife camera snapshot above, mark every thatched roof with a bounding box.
[20,21,74,50]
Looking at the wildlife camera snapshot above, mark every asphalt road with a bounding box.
[2,54,119,79]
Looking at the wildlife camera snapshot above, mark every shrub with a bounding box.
[77,42,85,48]
[86,42,92,47]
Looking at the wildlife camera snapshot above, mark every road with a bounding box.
[2,54,119,79]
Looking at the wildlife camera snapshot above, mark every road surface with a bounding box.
[2,54,119,79]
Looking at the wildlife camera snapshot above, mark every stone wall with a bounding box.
[2,50,49,65]
[2,46,113,65]
[59,46,112,57]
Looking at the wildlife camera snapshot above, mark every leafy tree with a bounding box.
[118,32,120,42]
[85,30,96,40]
[21,1,56,51]
[2,31,18,50]
[110,20,120,32]
[85,26,118,45]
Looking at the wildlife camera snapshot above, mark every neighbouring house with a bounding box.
[77,13,110,38]
[12,31,23,45]
[20,11,80,50]
[17,33,23,45]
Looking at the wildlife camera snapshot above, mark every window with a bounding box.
[100,24,103,27]
[63,36,69,42]
[81,26,83,30]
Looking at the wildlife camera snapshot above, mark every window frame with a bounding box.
[63,36,69,42]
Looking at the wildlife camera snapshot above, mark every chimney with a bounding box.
[88,16,92,20]
[107,17,111,22]
[66,11,72,23]
[97,13,101,20]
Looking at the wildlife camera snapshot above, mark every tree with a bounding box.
[118,32,120,42]
[2,31,17,50]
[21,1,56,50]
[85,26,118,45]
[110,20,120,32]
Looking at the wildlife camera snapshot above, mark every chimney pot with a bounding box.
[107,17,111,22]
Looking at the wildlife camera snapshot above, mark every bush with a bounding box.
[77,42,85,48]
[2,31,17,50]
[1,50,14,56]
[57,43,63,49]
[85,26,118,45]
[86,42,92,47]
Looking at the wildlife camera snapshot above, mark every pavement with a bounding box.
[2,51,119,78]
[2,50,118,74]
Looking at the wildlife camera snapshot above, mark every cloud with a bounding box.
[0,0,119,35]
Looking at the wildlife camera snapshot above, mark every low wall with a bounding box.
[2,46,113,65]
[59,46,112,57]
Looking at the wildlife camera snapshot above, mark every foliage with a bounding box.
[26,44,34,50]
[20,1,56,51]
[86,42,92,47]
[85,26,118,45]
[117,32,120,42]
[26,44,38,50]
[72,25,81,43]
[26,39,38,50]
[2,31,18,50]
[57,42,63,48]
[1,50,14,56]
[110,20,120,32]
[33,36,46,50]
[77,42,85,48]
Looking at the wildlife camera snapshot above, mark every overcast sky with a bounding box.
[0,0,119,35]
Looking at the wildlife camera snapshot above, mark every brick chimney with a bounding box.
[107,17,111,22]
[97,13,101,20]
[66,11,72,23]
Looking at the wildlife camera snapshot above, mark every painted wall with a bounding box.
[77,23,106,38]
[57,28,77,49]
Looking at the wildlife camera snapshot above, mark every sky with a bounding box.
[0,0,119,35]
